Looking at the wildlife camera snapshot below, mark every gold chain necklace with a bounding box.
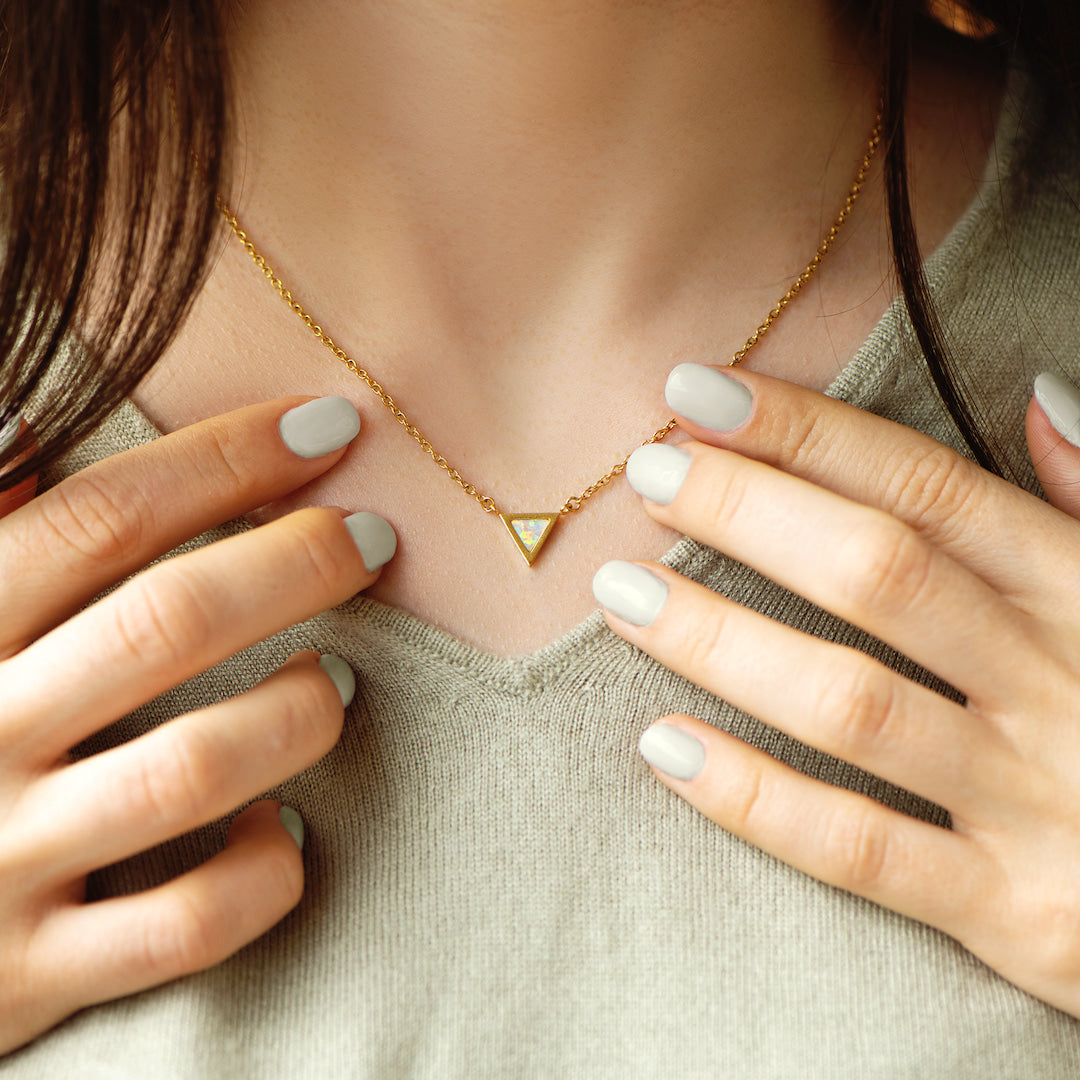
[220,111,880,566]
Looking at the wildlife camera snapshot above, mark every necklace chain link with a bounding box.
[220,108,880,518]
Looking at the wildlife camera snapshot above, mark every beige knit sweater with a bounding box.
[5,67,1080,1078]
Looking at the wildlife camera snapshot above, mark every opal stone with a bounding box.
[512,518,549,550]
[500,511,558,565]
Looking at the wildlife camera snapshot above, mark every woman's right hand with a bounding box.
[0,395,391,1054]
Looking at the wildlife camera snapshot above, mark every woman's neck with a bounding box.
[137,4,1001,654]
[222,0,881,366]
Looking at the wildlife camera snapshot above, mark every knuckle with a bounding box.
[184,424,260,499]
[123,729,216,833]
[1019,893,1080,980]
[270,670,345,761]
[143,855,301,981]
[262,845,305,912]
[815,657,899,758]
[725,762,767,835]
[40,471,149,565]
[144,892,226,978]
[822,808,891,893]
[675,602,737,679]
[835,518,933,618]
[883,444,980,537]
[767,406,833,473]
[290,512,354,595]
[699,466,752,539]
[111,569,214,672]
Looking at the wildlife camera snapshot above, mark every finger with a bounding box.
[623,439,1037,705]
[4,506,391,761]
[636,713,986,938]
[13,652,349,882]
[0,395,361,655]
[592,561,1014,814]
[1027,372,1080,518]
[662,364,1067,601]
[0,414,39,519]
[32,800,305,1021]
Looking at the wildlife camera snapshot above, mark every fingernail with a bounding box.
[639,724,705,781]
[592,560,668,627]
[279,805,304,850]
[626,444,692,505]
[279,396,361,459]
[319,654,356,706]
[665,363,752,431]
[344,511,397,572]
[1034,372,1080,448]
[0,411,21,455]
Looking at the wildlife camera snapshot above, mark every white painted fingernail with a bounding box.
[1034,372,1080,448]
[592,560,668,627]
[639,724,706,781]
[318,654,356,706]
[665,363,752,431]
[626,444,692,505]
[279,805,304,850]
[0,411,21,455]
[279,396,361,459]
[344,511,397,572]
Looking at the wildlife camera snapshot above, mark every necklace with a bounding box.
[220,111,881,566]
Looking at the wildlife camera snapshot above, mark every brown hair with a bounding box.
[0,0,1076,491]
[0,0,226,491]
[876,0,1079,474]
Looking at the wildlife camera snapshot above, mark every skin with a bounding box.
[1,0,1070,1056]
[136,0,1001,653]
[600,371,1080,1017]
[0,400,378,1051]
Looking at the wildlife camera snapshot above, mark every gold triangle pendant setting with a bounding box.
[499,513,559,566]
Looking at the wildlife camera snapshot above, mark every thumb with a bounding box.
[0,412,38,519]
[1028,372,1080,518]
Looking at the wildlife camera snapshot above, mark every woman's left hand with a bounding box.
[592,362,1080,1019]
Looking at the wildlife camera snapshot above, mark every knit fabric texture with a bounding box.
[5,66,1080,1078]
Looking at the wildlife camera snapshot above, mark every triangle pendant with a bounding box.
[499,512,559,566]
